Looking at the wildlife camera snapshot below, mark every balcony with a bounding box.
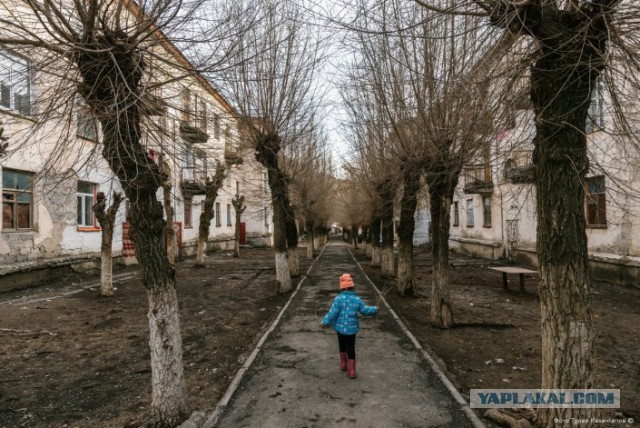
[180,167,208,195]
[463,164,493,194]
[224,145,244,165]
[180,121,209,145]
[505,149,534,184]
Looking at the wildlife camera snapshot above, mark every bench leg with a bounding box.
[503,272,508,290]
[519,273,525,293]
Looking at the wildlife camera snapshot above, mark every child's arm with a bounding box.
[358,298,378,316]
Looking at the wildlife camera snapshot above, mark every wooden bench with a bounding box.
[488,266,538,292]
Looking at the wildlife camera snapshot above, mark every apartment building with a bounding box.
[448,76,640,286]
[0,9,272,273]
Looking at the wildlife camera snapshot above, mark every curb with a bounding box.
[349,247,486,428]
[200,245,327,428]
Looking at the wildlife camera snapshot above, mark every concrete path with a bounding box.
[211,241,481,428]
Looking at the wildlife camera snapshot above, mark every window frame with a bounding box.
[184,197,193,228]
[77,105,98,141]
[227,203,232,227]
[466,198,474,227]
[452,201,459,227]
[585,175,607,228]
[482,196,492,228]
[215,202,221,227]
[2,168,33,231]
[586,78,605,133]
[0,50,33,117]
[76,180,99,231]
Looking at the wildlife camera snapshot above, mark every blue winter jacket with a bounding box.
[322,290,378,335]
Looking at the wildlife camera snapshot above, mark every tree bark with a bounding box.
[232,196,246,258]
[92,191,123,297]
[161,169,177,267]
[380,214,395,278]
[529,16,602,425]
[195,163,226,267]
[77,32,188,425]
[305,221,315,260]
[379,180,395,278]
[428,175,457,329]
[396,166,420,296]
[285,200,300,278]
[256,134,292,293]
[147,283,186,428]
[370,217,382,267]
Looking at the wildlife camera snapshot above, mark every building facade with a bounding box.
[0,14,272,274]
[448,77,640,286]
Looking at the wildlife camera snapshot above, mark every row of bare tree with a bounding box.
[333,0,640,426]
[0,0,334,426]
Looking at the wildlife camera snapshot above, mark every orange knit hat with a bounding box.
[340,273,355,290]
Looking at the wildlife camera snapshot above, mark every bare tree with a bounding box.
[217,0,326,293]
[232,195,246,257]
[92,191,124,296]
[195,162,226,266]
[0,0,251,424]
[406,0,640,424]
[342,0,512,323]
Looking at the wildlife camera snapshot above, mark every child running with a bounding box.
[320,273,378,379]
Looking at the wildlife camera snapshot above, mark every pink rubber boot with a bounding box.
[347,359,357,379]
[339,352,348,371]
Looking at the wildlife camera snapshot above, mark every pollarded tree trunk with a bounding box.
[351,226,359,250]
[92,191,124,296]
[370,217,382,267]
[379,181,395,278]
[285,200,300,278]
[428,174,457,329]
[161,162,177,267]
[396,166,420,296]
[196,163,226,267]
[232,196,246,258]
[314,225,324,249]
[530,24,601,427]
[256,134,292,293]
[77,32,187,426]
[305,220,315,260]
[163,185,177,266]
[361,225,369,254]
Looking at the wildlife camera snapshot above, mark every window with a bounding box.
[586,79,604,133]
[482,196,492,227]
[264,206,268,226]
[453,201,459,226]
[224,125,231,147]
[77,107,97,140]
[77,181,97,228]
[263,172,269,195]
[586,176,607,227]
[466,199,474,227]
[182,89,191,123]
[0,51,32,116]
[213,114,220,140]
[215,202,221,227]
[184,198,192,227]
[227,204,232,226]
[2,169,32,230]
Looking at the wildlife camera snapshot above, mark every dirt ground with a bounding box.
[0,247,311,428]
[1,242,638,428]
[354,245,640,426]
